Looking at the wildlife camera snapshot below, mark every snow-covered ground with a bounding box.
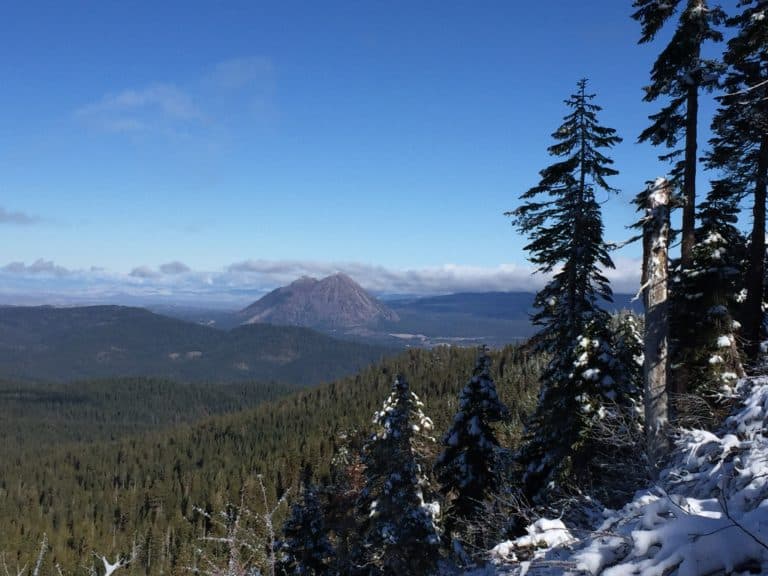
[480,376,768,575]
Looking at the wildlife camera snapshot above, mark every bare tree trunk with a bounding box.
[681,83,698,272]
[643,178,671,478]
[674,84,699,399]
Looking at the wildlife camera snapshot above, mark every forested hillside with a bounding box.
[0,306,392,385]
[0,345,543,573]
[0,378,300,448]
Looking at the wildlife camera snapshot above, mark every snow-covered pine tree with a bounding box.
[707,0,768,362]
[612,312,644,398]
[631,0,726,270]
[588,313,646,504]
[355,375,440,575]
[434,348,510,545]
[278,467,335,576]
[673,180,746,407]
[508,79,627,502]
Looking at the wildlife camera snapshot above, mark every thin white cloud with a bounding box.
[0,207,40,225]
[75,83,203,133]
[75,56,274,135]
[207,57,273,91]
[227,258,642,296]
[204,56,277,123]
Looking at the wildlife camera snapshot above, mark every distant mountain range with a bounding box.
[0,280,644,383]
[202,276,642,347]
[240,273,399,329]
[0,305,392,385]
[388,291,642,318]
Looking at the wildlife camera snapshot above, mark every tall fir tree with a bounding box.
[355,375,440,575]
[632,0,726,270]
[278,467,335,576]
[434,348,510,547]
[508,79,626,502]
[632,0,726,396]
[707,0,768,361]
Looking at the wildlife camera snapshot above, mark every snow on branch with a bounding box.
[93,548,138,576]
[486,377,768,575]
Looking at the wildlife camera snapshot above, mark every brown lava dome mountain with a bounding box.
[239,273,399,329]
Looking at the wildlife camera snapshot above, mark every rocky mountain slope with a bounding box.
[240,273,399,329]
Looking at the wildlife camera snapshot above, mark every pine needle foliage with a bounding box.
[278,468,335,576]
[706,0,768,361]
[508,79,621,353]
[507,79,626,502]
[674,180,747,403]
[631,0,725,269]
[355,375,440,575]
[434,349,511,541]
[631,0,725,157]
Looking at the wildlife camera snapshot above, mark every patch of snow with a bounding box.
[717,335,732,348]
[490,519,575,565]
[582,368,601,381]
[481,377,768,575]
[703,231,724,245]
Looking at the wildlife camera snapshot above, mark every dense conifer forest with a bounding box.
[0,378,301,448]
[0,346,543,573]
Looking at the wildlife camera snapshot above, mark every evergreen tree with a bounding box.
[632,0,726,396]
[707,0,768,361]
[324,432,365,573]
[355,375,440,575]
[674,180,747,403]
[434,348,510,545]
[612,312,644,398]
[508,79,624,501]
[632,0,726,270]
[278,468,335,576]
[592,314,646,505]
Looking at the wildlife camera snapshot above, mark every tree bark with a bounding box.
[680,84,698,272]
[744,137,768,361]
[643,178,671,478]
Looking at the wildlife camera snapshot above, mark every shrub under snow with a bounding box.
[484,376,768,575]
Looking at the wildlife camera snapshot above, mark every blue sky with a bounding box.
[0,1,734,304]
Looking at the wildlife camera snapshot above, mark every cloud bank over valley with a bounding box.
[0,257,643,308]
